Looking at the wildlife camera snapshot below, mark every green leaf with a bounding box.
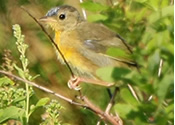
[87,14,108,22]
[147,50,160,73]
[96,67,131,83]
[29,98,50,116]
[96,66,115,82]
[112,67,131,80]
[165,103,174,119]
[13,64,25,79]
[126,8,147,23]
[114,103,133,118]
[146,0,169,10]
[163,43,173,56]
[157,75,173,103]
[81,1,108,12]
[36,97,50,107]
[148,6,174,24]
[0,76,15,86]
[30,74,40,81]
[106,47,133,60]
[120,88,139,106]
[0,106,24,123]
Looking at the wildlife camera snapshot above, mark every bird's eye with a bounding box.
[59,14,65,20]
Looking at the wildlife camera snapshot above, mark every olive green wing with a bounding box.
[76,22,137,67]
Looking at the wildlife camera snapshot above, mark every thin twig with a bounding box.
[116,34,140,72]
[20,6,74,77]
[79,0,87,19]
[98,87,120,125]
[105,87,119,114]
[127,84,140,102]
[158,59,163,77]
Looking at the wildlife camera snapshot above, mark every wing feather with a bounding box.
[76,22,138,67]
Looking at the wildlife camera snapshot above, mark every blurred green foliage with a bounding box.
[82,0,174,125]
[0,0,174,125]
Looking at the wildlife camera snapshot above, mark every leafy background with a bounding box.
[0,0,174,125]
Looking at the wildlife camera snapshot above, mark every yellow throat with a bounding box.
[55,31,61,45]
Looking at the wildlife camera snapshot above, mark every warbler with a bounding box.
[39,5,138,90]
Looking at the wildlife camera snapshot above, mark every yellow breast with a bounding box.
[54,31,75,60]
[54,31,98,79]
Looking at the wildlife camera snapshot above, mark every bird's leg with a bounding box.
[68,76,114,90]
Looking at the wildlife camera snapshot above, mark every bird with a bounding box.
[39,5,138,90]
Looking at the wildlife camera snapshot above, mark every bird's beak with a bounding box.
[39,16,57,23]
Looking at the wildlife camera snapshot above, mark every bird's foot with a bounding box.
[68,76,81,90]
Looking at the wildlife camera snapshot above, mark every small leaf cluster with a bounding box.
[41,100,63,125]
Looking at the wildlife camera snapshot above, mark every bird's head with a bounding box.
[39,5,83,31]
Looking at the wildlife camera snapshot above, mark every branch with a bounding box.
[105,87,119,114]
[82,96,121,125]
[0,70,121,125]
[97,87,121,125]
[0,70,82,106]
